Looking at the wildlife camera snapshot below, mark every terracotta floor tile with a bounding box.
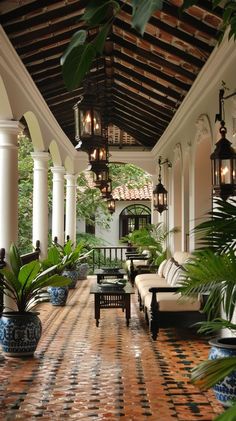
[0,277,224,420]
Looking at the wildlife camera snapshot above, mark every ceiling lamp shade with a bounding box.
[211,121,236,200]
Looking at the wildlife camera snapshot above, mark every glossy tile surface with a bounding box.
[0,277,223,420]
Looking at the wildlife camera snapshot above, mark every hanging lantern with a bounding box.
[211,121,236,200]
[100,178,112,198]
[107,196,115,214]
[74,93,102,151]
[88,143,108,165]
[153,157,170,213]
[92,164,109,188]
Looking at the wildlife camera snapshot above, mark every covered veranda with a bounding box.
[0,2,236,420]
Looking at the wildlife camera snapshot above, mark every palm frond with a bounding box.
[214,404,236,421]
[191,356,236,390]
[196,318,236,334]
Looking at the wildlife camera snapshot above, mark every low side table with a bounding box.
[94,268,127,283]
[90,282,134,327]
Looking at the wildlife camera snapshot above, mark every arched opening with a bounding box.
[119,204,151,239]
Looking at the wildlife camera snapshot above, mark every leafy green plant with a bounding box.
[179,199,236,421]
[122,223,177,266]
[43,240,90,272]
[0,243,70,313]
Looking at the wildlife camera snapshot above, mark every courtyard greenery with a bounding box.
[18,135,151,254]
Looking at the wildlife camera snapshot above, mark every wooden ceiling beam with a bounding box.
[119,1,215,52]
[112,85,173,120]
[112,87,172,121]
[1,1,86,33]
[111,109,162,137]
[112,96,168,129]
[114,50,190,92]
[115,74,177,109]
[114,19,205,68]
[112,34,195,82]
[114,62,182,101]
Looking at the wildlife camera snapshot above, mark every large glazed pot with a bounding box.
[62,269,78,289]
[0,312,42,357]
[209,337,236,407]
[48,286,69,306]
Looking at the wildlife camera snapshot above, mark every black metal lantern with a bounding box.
[92,163,109,188]
[107,195,115,214]
[88,143,108,165]
[74,93,102,151]
[153,157,170,213]
[100,178,112,198]
[211,121,236,200]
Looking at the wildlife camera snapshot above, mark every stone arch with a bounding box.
[24,111,45,151]
[49,140,62,166]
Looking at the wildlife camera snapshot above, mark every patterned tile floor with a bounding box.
[0,277,223,421]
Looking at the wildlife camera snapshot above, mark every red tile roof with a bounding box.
[112,182,152,201]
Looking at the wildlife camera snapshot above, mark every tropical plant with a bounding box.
[0,243,70,313]
[42,240,91,272]
[122,223,174,266]
[179,198,236,421]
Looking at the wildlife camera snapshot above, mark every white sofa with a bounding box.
[134,252,205,340]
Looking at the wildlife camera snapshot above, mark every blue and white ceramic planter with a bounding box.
[209,337,236,407]
[62,269,78,289]
[48,286,69,306]
[0,312,42,357]
[77,263,89,280]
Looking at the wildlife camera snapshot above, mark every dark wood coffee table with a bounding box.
[94,268,127,283]
[90,282,134,327]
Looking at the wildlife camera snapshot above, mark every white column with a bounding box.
[31,152,50,260]
[0,120,20,255]
[51,166,65,246]
[65,174,77,245]
[0,120,21,311]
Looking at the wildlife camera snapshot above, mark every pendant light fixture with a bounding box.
[212,88,236,201]
[153,157,171,213]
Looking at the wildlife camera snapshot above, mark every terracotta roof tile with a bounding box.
[112,182,153,201]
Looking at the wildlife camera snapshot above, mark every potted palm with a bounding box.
[179,198,236,420]
[0,243,70,356]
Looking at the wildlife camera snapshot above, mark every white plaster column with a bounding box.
[0,120,20,255]
[0,120,21,311]
[31,152,50,259]
[51,166,65,246]
[65,174,77,245]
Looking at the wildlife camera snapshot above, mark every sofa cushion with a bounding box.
[173,252,192,265]
[157,259,167,277]
[169,266,185,287]
[166,263,180,285]
[138,278,169,300]
[126,258,148,273]
[144,292,201,312]
[162,258,174,278]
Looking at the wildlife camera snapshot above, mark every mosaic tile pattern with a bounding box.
[0,277,223,420]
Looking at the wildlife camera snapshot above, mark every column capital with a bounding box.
[31,151,50,162]
[64,173,77,185]
[51,166,65,176]
[0,119,23,134]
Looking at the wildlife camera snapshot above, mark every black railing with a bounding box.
[91,246,136,271]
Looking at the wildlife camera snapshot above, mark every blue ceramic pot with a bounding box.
[209,337,236,407]
[48,286,69,306]
[77,263,89,280]
[62,269,78,289]
[0,312,42,357]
